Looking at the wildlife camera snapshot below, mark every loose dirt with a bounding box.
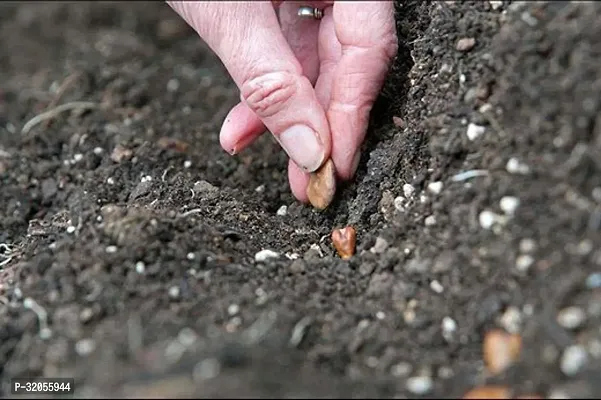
[1,1,600,398]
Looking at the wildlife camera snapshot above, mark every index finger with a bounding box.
[328,1,397,180]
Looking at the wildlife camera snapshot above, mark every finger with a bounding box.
[288,158,310,202]
[328,1,398,180]
[314,6,341,109]
[169,1,331,173]
[220,0,324,156]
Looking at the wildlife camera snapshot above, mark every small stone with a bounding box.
[519,238,537,253]
[456,37,476,52]
[430,280,444,294]
[393,116,406,128]
[406,376,433,395]
[391,362,413,377]
[105,246,118,254]
[506,157,531,174]
[403,183,416,199]
[500,196,520,216]
[135,261,145,274]
[66,226,76,234]
[489,0,503,10]
[499,306,522,334]
[479,210,499,230]
[167,78,180,92]
[394,196,406,212]
[370,237,389,254]
[193,358,221,381]
[276,205,287,216]
[427,181,444,195]
[110,144,133,163]
[75,338,96,356]
[560,345,588,376]
[255,249,280,263]
[168,286,180,299]
[442,316,457,341]
[227,304,240,316]
[557,307,586,330]
[466,123,486,141]
[585,272,601,289]
[183,160,192,168]
[515,254,534,272]
[187,252,195,260]
[425,215,437,226]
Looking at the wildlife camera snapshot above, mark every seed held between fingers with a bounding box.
[306,159,336,210]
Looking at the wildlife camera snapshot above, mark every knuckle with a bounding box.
[240,72,297,119]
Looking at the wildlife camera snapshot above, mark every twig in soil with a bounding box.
[23,298,52,339]
[179,208,203,217]
[42,72,84,128]
[451,169,490,182]
[21,101,99,135]
[289,316,313,348]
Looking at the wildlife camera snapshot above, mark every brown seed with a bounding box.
[483,329,522,375]
[331,226,356,260]
[306,159,336,210]
[463,386,511,399]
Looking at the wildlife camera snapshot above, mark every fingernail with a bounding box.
[278,124,325,172]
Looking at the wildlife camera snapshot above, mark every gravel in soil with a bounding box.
[1,1,601,398]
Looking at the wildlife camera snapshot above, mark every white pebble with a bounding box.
[187,252,195,260]
[406,376,433,395]
[427,181,444,195]
[73,153,84,162]
[430,280,444,294]
[75,338,96,356]
[442,316,457,341]
[557,307,586,330]
[105,245,118,254]
[515,254,534,272]
[466,123,486,141]
[376,311,386,320]
[560,345,588,376]
[391,362,413,377]
[66,226,76,234]
[394,196,406,212]
[183,160,192,168]
[227,304,240,316]
[403,183,416,198]
[479,210,499,229]
[489,0,503,10]
[167,78,180,92]
[500,306,522,334]
[93,147,104,155]
[168,286,180,299]
[519,238,537,253]
[135,261,145,274]
[420,194,428,204]
[276,205,288,216]
[254,249,280,263]
[425,215,437,226]
[500,196,520,216]
[506,157,531,174]
[107,177,115,185]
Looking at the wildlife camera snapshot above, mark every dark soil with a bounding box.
[1,1,600,398]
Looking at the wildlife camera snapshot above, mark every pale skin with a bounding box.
[167,1,398,204]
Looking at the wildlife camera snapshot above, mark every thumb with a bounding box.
[168,1,331,173]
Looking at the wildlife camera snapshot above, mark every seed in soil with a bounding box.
[463,386,510,399]
[406,375,433,395]
[254,249,280,263]
[331,226,356,260]
[306,159,336,210]
[427,181,443,195]
[483,329,522,375]
[456,37,476,52]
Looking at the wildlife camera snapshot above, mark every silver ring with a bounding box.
[297,5,323,20]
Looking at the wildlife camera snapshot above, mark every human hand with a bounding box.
[168,1,397,205]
